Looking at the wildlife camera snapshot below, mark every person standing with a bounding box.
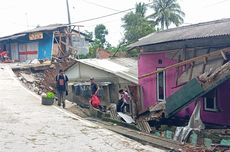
[90,77,99,96]
[120,89,131,113]
[55,69,69,108]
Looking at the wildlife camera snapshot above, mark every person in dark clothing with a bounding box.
[89,77,105,112]
[55,69,69,108]
[90,77,99,96]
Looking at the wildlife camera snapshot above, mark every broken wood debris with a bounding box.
[136,120,152,133]
[198,61,230,85]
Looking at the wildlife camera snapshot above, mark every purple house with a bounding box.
[130,18,230,126]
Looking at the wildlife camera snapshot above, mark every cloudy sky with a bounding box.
[0,0,230,45]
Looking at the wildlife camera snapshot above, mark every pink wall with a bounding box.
[177,80,230,126]
[139,52,230,126]
[138,52,178,111]
[201,80,230,126]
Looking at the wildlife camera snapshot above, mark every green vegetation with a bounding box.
[148,0,185,30]
[81,0,185,58]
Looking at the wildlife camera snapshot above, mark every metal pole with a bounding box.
[66,0,72,56]
[66,0,71,25]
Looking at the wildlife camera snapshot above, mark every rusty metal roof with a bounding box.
[76,58,138,84]
[129,18,230,48]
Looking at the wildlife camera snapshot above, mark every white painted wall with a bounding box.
[65,63,80,81]
[66,62,130,84]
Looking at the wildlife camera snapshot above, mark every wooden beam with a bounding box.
[175,54,181,86]
[60,40,78,51]
[189,62,194,80]
[221,50,227,60]
[202,48,210,73]
[139,47,230,79]
[54,35,65,56]
[58,32,63,56]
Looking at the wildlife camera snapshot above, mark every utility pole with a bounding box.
[66,0,72,56]
[66,0,71,25]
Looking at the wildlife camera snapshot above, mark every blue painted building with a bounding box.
[0,24,91,62]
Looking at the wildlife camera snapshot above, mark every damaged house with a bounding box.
[65,57,141,116]
[0,24,91,62]
[129,18,230,127]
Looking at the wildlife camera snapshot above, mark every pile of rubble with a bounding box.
[41,58,76,91]
[15,58,77,95]
[17,71,47,95]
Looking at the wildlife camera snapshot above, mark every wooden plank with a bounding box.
[202,48,210,73]
[189,62,194,80]
[139,47,230,79]
[221,50,227,60]
[58,32,63,56]
[60,40,78,51]
[175,54,181,86]
[188,49,196,81]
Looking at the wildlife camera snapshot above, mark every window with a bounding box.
[158,59,163,64]
[157,68,166,101]
[204,89,218,111]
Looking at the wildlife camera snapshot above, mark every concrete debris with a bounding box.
[15,58,76,96]
[18,72,46,95]
[20,73,36,83]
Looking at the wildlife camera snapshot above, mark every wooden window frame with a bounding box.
[204,89,218,112]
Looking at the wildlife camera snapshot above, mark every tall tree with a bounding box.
[135,2,147,17]
[122,3,155,44]
[94,24,108,48]
[148,0,185,30]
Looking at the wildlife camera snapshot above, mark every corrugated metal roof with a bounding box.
[0,24,67,42]
[129,18,230,48]
[0,33,26,41]
[22,24,67,33]
[76,58,138,84]
[0,24,92,42]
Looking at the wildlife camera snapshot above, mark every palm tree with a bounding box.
[122,2,155,43]
[148,0,185,30]
[135,2,147,17]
